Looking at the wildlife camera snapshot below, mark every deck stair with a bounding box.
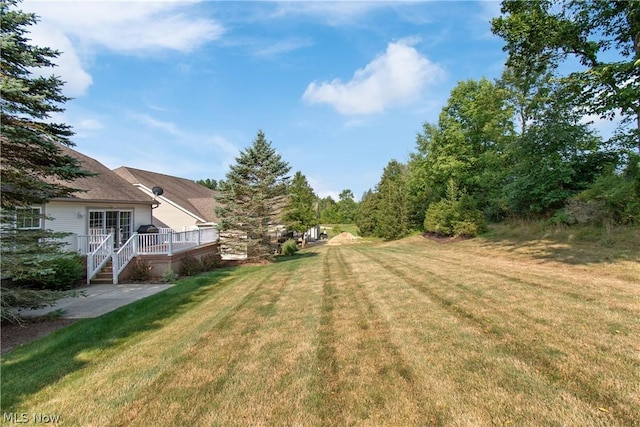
[91,259,114,285]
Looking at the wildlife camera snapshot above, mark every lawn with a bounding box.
[1,231,639,426]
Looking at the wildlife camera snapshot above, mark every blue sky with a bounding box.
[22,1,542,199]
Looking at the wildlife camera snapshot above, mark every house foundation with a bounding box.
[118,242,220,281]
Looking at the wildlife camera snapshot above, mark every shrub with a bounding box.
[179,254,201,276]
[200,251,223,271]
[453,219,480,237]
[161,269,178,283]
[280,239,298,256]
[572,169,640,225]
[46,254,85,289]
[1,287,79,324]
[549,208,576,226]
[424,179,485,237]
[15,254,85,290]
[564,199,604,224]
[129,259,153,282]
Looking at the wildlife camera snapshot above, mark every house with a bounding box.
[42,145,156,253]
[113,166,219,231]
[29,145,219,284]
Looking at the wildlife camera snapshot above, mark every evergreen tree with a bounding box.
[283,171,317,246]
[375,160,411,240]
[216,130,290,259]
[196,178,218,190]
[1,0,91,209]
[1,0,92,323]
[356,189,380,237]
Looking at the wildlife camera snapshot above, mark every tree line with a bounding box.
[215,1,639,244]
[355,0,639,240]
[2,0,638,320]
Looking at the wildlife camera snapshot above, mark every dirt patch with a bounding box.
[422,232,471,244]
[327,232,362,246]
[1,318,77,354]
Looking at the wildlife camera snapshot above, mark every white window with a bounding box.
[16,207,42,230]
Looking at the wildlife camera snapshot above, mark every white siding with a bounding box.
[152,201,199,230]
[132,205,153,229]
[132,185,202,230]
[43,202,85,252]
[44,201,153,252]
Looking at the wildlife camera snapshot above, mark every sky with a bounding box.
[19,0,614,201]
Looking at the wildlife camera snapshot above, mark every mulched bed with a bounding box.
[1,319,77,354]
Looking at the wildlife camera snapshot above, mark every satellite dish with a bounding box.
[152,186,164,196]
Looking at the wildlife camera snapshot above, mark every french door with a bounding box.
[89,210,132,247]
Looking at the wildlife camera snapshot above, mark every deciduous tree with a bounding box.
[492,0,640,151]
[336,189,357,224]
[412,78,512,218]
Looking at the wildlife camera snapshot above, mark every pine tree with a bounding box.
[216,130,291,259]
[376,160,411,240]
[1,0,92,323]
[1,0,91,209]
[283,171,317,246]
[355,189,380,237]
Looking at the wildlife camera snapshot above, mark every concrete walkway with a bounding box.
[22,284,173,319]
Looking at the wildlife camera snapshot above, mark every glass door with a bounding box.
[119,211,132,245]
[88,210,133,247]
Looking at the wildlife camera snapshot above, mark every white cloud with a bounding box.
[580,112,623,140]
[270,2,387,25]
[76,118,103,130]
[251,37,313,58]
[26,22,92,97]
[302,40,446,115]
[129,112,182,137]
[22,0,223,96]
[128,110,240,159]
[24,1,223,53]
[307,176,339,200]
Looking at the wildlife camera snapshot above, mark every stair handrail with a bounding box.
[112,232,138,285]
[87,234,114,284]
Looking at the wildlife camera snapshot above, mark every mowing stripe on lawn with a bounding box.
[352,244,638,425]
[2,237,637,426]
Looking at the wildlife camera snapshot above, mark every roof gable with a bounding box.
[113,166,219,222]
[52,145,153,204]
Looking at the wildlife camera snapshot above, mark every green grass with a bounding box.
[321,223,360,237]
[2,232,639,426]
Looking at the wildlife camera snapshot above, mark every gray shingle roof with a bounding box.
[113,166,219,223]
[53,145,153,204]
